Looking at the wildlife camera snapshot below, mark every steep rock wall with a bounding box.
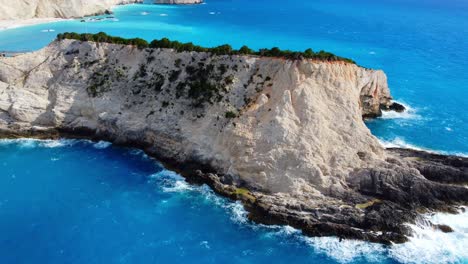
[0,39,389,193]
[1,40,465,243]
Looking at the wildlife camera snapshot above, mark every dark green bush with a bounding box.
[57,32,355,64]
[225,111,237,119]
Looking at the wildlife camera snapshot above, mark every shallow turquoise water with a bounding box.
[0,1,467,263]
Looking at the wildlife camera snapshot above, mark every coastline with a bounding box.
[0,18,67,32]
[0,1,144,32]
[1,127,467,245]
[2,136,466,263]
[0,39,466,244]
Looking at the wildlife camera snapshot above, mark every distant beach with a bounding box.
[0,18,67,31]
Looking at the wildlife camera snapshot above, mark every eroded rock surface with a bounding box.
[0,0,142,20]
[0,40,466,243]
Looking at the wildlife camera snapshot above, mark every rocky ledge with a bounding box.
[0,38,466,244]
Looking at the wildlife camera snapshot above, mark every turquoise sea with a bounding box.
[0,0,467,263]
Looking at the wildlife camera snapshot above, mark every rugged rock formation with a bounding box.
[0,39,466,244]
[154,0,202,4]
[0,0,142,20]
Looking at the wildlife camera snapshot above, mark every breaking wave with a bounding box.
[390,208,468,264]
[380,137,468,158]
[1,138,466,263]
[0,138,79,148]
[151,168,468,263]
[380,102,420,120]
[93,141,112,149]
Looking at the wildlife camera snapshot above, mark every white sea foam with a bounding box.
[390,208,468,264]
[129,149,144,156]
[0,138,78,148]
[305,236,387,263]
[159,13,168,17]
[162,180,193,193]
[226,201,249,224]
[150,169,193,193]
[269,209,468,264]
[150,164,467,263]
[0,138,35,147]
[40,139,75,148]
[199,240,210,249]
[93,141,112,149]
[379,137,468,158]
[379,137,424,150]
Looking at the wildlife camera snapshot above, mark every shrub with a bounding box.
[57,32,356,64]
[225,111,237,119]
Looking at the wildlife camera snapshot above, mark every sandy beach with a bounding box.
[0,18,67,31]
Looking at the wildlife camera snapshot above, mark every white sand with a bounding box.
[0,18,67,31]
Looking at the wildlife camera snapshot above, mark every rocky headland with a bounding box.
[0,35,466,244]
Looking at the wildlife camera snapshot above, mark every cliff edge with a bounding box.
[0,39,466,243]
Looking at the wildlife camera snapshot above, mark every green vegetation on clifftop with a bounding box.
[57,32,356,64]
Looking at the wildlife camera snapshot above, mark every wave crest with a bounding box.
[381,102,420,120]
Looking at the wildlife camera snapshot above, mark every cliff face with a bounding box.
[0,40,466,243]
[0,0,141,20]
[0,40,388,193]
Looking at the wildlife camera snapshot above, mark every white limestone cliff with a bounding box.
[0,39,466,244]
[0,39,390,193]
[0,0,142,20]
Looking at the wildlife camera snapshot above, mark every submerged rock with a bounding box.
[0,39,466,244]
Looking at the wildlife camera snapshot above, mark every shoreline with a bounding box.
[0,18,68,32]
[1,136,467,264]
[0,39,466,244]
[1,128,466,244]
[0,2,144,32]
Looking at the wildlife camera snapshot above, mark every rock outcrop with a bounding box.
[0,39,466,244]
[0,0,142,20]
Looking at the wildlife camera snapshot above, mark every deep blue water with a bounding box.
[0,0,468,263]
[0,139,402,264]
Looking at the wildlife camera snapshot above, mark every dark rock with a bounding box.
[380,102,406,113]
[388,102,406,112]
[389,148,468,184]
[435,224,454,233]
[1,129,466,244]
